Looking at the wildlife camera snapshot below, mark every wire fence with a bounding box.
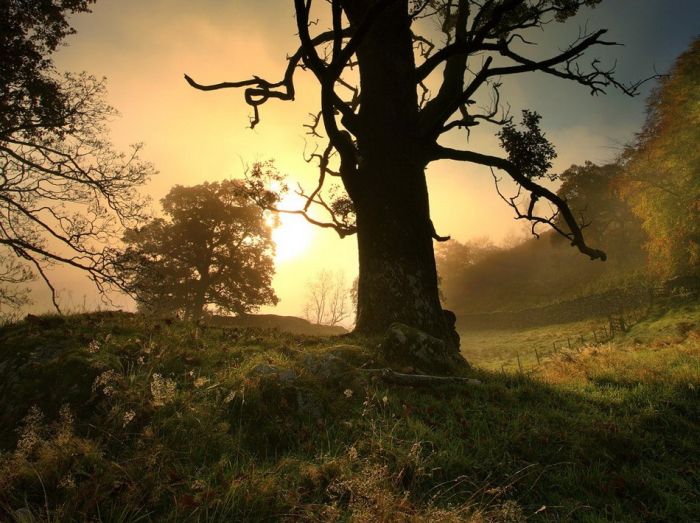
[501,284,698,376]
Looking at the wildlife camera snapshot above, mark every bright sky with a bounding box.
[21,0,700,319]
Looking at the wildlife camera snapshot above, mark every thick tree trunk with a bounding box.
[353,166,457,347]
[344,0,459,350]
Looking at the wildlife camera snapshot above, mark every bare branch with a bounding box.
[432,145,606,260]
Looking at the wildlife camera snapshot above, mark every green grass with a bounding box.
[0,306,698,521]
[459,318,603,371]
[460,303,700,372]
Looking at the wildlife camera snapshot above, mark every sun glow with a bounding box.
[270,193,314,262]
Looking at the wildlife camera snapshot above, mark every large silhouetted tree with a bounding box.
[186,0,649,352]
[117,181,278,320]
[1,0,153,309]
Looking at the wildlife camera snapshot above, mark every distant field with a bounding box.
[459,318,602,370]
[459,303,700,372]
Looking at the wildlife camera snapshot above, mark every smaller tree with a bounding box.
[303,270,351,327]
[117,180,278,320]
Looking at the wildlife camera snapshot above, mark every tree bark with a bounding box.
[353,167,456,345]
[345,0,459,349]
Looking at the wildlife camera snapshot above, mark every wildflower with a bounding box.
[382,395,389,406]
[92,369,119,397]
[151,373,176,406]
[348,446,359,461]
[122,410,136,427]
[56,404,74,444]
[223,390,236,404]
[194,377,209,388]
[58,474,76,489]
[408,441,422,459]
[15,406,44,457]
[87,339,100,353]
[343,388,354,399]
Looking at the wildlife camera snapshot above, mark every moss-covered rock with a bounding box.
[378,323,468,373]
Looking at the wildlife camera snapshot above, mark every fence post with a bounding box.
[553,340,557,352]
[535,348,540,365]
[567,337,572,349]
[517,352,523,374]
[593,330,598,344]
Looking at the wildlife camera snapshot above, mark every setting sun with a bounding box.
[270,193,315,262]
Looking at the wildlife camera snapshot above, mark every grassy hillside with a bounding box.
[460,318,602,371]
[0,306,698,522]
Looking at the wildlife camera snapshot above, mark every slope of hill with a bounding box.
[0,308,698,521]
[207,313,348,336]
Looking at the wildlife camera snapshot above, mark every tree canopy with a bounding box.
[117,180,278,320]
[617,37,700,278]
[1,0,95,134]
[0,0,153,309]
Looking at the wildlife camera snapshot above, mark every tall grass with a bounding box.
[0,307,698,521]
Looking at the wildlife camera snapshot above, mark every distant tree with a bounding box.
[435,238,497,306]
[0,0,153,309]
[117,180,278,320]
[303,270,351,326]
[556,162,647,268]
[437,162,649,312]
[617,38,700,278]
[188,0,651,352]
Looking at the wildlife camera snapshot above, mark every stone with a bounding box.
[249,363,297,384]
[379,323,466,371]
[301,353,352,381]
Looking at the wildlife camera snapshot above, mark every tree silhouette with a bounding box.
[186,0,651,351]
[1,0,153,310]
[117,181,278,320]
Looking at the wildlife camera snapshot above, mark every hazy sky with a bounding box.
[22,0,700,319]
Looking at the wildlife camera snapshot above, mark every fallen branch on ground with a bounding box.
[361,368,481,386]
